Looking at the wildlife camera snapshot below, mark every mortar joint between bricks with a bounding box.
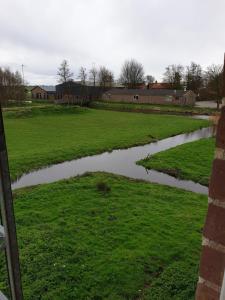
[215,148,225,160]
[208,197,225,209]
[198,276,221,293]
[202,237,225,254]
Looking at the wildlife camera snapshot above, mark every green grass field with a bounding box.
[4,106,209,181]
[0,173,207,299]
[138,138,215,186]
[91,100,218,115]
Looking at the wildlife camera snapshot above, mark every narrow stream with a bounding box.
[12,127,213,194]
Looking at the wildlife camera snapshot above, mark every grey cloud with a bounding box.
[0,0,225,84]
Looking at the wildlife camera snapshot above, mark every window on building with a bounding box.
[166,96,172,102]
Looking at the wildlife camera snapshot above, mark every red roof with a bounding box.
[149,82,172,89]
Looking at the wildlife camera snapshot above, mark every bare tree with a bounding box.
[120,59,145,88]
[89,66,98,87]
[79,67,87,85]
[185,62,203,93]
[98,66,114,88]
[163,64,184,89]
[146,75,155,84]
[57,59,74,83]
[204,64,223,109]
[0,67,25,106]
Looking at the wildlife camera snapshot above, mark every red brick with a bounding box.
[203,204,225,246]
[209,159,225,201]
[199,246,225,286]
[196,282,220,300]
[216,107,225,149]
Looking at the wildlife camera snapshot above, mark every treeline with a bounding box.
[0,67,25,106]
[57,60,114,88]
[57,59,224,104]
[163,62,223,98]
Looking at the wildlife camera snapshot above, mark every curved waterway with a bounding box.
[12,126,213,194]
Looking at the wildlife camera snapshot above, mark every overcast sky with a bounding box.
[0,0,225,85]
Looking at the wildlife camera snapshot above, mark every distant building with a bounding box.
[148,82,172,89]
[31,86,56,100]
[102,89,196,106]
[56,81,109,105]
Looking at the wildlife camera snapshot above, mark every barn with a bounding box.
[102,88,196,106]
[31,86,56,100]
[56,81,109,105]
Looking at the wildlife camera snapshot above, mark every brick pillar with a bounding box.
[196,106,225,299]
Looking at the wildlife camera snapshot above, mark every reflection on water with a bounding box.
[12,127,213,194]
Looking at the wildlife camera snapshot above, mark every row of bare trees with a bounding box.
[57,59,145,88]
[0,67,25,105]
[163,63,223,91]
[163,62,224,107]
[57,60,114,88]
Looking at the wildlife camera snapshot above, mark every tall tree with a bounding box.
[89,66,98,86]
[120,59,145,88]
[146,75,155,84]
[79,67,87,85]
[185,62,203,93]
[204,64,223,109]
[163,64,184,89]
[57,60,74,83]
[98,66,114,88]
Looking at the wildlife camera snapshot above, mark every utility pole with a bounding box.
[0,105,23,300]
[21,64,25,85]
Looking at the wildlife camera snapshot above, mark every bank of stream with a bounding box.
[12,126,213,194]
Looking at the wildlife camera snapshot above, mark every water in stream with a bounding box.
[12,127,213,194]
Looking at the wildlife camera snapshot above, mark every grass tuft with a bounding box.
[96,181,111,194]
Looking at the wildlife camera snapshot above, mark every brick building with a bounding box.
[31,86,56,100]
[102,88,196,106]
[148,82,172,89]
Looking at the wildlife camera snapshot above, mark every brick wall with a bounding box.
[196,105,225,300]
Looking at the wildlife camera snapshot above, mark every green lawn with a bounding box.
[138,138,215,186]
[0,173,207,299]
[91,100,218,115]
[4,106,209,181]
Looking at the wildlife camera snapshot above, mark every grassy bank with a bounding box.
[4,106,209,181]
[90,100,218,115]
[138,138,215,186]
[0,173,207,299]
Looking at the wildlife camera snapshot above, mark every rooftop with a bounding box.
[105,88,186,97]
[31,85,56,92]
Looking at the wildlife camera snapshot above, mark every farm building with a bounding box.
[102,89,196,106]
[56,81,109,105]
[31,86,56,100]
[147,82,172,89]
